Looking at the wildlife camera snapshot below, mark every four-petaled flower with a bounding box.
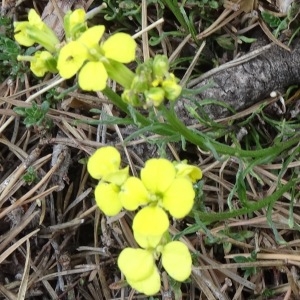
[57,25,136,91]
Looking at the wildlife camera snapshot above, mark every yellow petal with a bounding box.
[118,248,155,282]
[162,178,195,218]
[87,146,121,180]
[128,267,161,296]
[79,61,108,91]
[68,9,86,31]
[141,158,176,194]
[14,22,35,46]
[161,241,192,281]
[119,177,150,210]
[94,182,122,216]
[133,206,169,248]
[78,25,105,49]
[57,41,88,79]
[102,33,136,63]
[28,9,43,28]
[104,167,129,186]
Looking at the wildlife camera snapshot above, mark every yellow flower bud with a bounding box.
[161,241,192,282]
[162,73,182,101]
[64,8,86,39]
[144,87,165,107]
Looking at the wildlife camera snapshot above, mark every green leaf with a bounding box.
[238,35,257,43]
[216,36,235,50]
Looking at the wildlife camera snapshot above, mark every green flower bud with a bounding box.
[30,51,57,77]
[121,89,141,106]
[63,8,87,40]
[144,87,165,107]
[152,55,169,78]
[130,74,150,93]
[136,59,153,76]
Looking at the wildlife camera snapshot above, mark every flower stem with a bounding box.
[163,105,300,159]
[195,179,298,224]
[102,87,177,137]
[105,61,135,89]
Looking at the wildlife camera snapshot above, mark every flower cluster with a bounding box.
[14,8,136,91]
[87,146,202,295]
[122,55,182,108]
[14,8,183,106]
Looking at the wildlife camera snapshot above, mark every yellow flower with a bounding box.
[162,178,195,218]
[126,158,197,219]
[119,177,150,210]
[133,206,169,248]
[94,182,122,216]
[161,241,192,281]
[175,161,202,183]
[30,51,56,77]
[57,41,88,79]
[14,9,59,52]
[140,158,176,194]
[57,25,136,91]
[118,248,155,282]
[87,146,128,185]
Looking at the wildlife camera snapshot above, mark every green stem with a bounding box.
[163,106,300,158]
[102,87,175,136]
[105,60,135,89]
[195,179,297,224]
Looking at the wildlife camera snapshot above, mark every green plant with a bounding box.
[233,251,258,278]
[22,166,38,184]
[0,32,25,80]
[12,6,300,297]
[14,101,52,129]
